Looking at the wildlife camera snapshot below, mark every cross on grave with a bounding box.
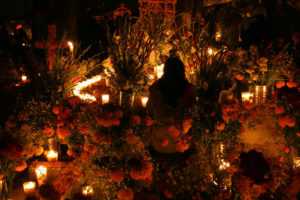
[34,24,59,70]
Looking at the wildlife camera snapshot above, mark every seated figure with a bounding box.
[147,57,196,154]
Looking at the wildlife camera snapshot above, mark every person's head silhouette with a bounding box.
[163,57,185,80]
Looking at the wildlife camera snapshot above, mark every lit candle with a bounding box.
[35,165,47,186]
[215,32,221,41]
[141,97,149,108]
[208,48,213,56]
[241,92,254,103]
[293,157,300,169]
[68,41,74,53]
[21,75,27,82]
[82,185,94,196]
[154,64,164,79]
[23,181,36,196]
[45,150,58,162]
[102,94,109,104]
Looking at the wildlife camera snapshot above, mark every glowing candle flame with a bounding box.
[35,165,47,186]
[21,75,27,82]
[141,97,149,108]
[45,150,58,162]
[155,64,164,79]
[241,92,254,103]
[82,185,94,196]
[68,41,74,53]
[102,94,109,104]
[73,75,102,101]
[23,181,36,195]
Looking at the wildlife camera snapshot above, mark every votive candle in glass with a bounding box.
[141,97,149,108]
[45,150,58,162]
[102,94,109,104]
[23,181,36,196]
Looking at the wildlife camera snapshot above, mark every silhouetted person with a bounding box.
[147,57,195,154]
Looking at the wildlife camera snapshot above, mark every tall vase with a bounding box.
[119,90,135,108]
[254,85,268,104]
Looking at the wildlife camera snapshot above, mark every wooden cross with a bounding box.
[34,24,59,70]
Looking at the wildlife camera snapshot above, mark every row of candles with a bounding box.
[241,86,268,104]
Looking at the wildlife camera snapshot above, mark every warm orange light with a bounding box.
[154,64,164,79]
[102,94,109,104]
[241,92,254,103]
[35,165,47,186]
[23,181,36,195]
[45,150,58,162]
[68,41,74,53]
[82,185,94,196]
[208,48,213,56]
[73,75,102,101]
[141,97,149,108]
[21,75,27,82]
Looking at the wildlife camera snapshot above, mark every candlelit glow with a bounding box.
[45,150,58,162]
[241,92,254,103]
[154,64,164,79]
[254,85,267,104]
[35,165,47,186]
[23,181,36,195]
[293,157,300,168]
[215,32,221,41]
[208,48,213,56]
[82,185,94,196]
[73,75,102,101]
[21,75,27,82]
[141,96,149,108]
[219,159,230,170]
[68,41,74,53]
[102,94,109,104]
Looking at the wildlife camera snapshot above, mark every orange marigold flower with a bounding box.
[117,188,134,200]
[286,81,298,88]
[285,114,296,127]
[111,118,120,126]
[43,125,55,137]
[168,125,180,138]
[278,116,287,128]
[68,96,81,106]
[281,146,290,153]
[161,139,169,147]
[52,105,63,115]
[276,81,285,88]
[130,115,141,125]
[129,159,152,180]
[0,173,3,180]
[14,160,27,172]
[297,132,300,137]
[164,190,173,199]
[182,118,193,134]
[33,145,44,156]
[110,169,124,183]
[222,114,230,123]
[216,122,225,131]
[274,105,284,114]
[125,129,133,135]
[56,127,71,140]
[235,74,244,81]
[144,116,153,126]
[176,139,190,152]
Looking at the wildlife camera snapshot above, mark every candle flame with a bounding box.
[73,75,102,101]
[68,41,73,49]
[208,48,213,56]
[82,185,94,196]
[35,165,47,177]
[23,181,36,189]
[21,75,27,81]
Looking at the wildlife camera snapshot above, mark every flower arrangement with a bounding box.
[229,44,296,87]
[103,15,171,105]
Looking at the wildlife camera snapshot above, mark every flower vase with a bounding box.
[119,90,135,108]
[254,85,268,105]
